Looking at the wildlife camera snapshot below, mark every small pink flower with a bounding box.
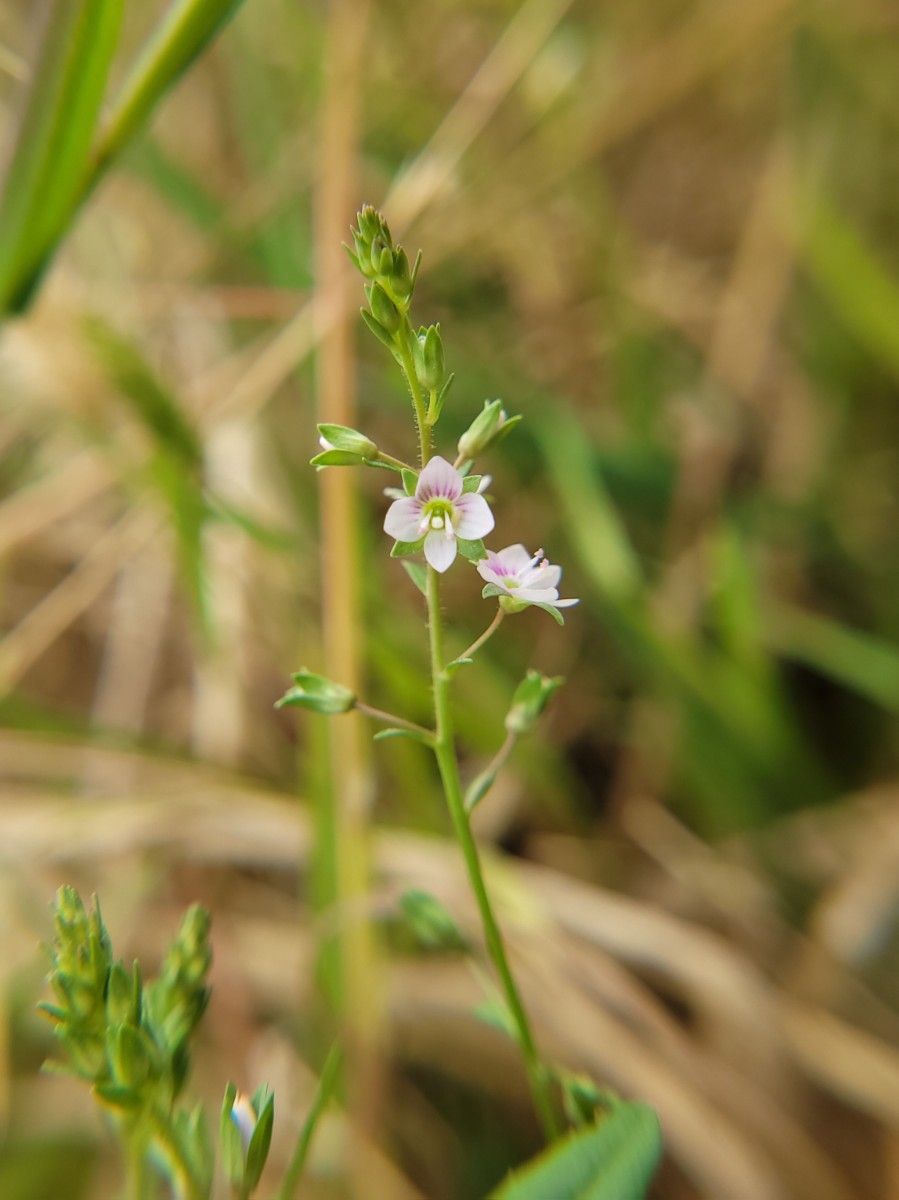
[477,544,578,610]
[384,456,494,572]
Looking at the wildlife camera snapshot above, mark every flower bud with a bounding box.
[415,324,445,391]
[275,669,355,715]
[316,423,378,461]
[390,247,414,302]
[457,399,521,461]
[368,281,401,333]
[221,1083,275,1195]
[505,670,563,735]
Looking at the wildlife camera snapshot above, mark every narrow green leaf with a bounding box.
[401,467,419,495]
[311,449,366,468]
[0,0,125,312]
[372,727,433,746]
[490,1102,662,1200]
[360,307,396,351]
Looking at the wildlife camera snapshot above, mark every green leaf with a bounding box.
[0,0,125,312]
[458,537,486,562]
[360,306,396,351]
[399,890,468,953]
[402,561,428,595]
[311,449,366,468]
[490,1103,662,1200]
[401,467,419,496]
[391,539,424,558]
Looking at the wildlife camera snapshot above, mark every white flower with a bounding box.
[384,456,494,572]
[477,544,578,611]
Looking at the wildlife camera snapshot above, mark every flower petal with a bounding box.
[424,529,457,572]
[454,493,495,539]
[524,564,562,590]
[495,544,532,572]
[417,456,462,501]
[384,497,423,541]
[476,560,507,588]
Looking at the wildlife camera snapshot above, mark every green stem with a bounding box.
[395,318,432,463]
[124,1128,152,1200]
[425,566,558,1140]
[457,606,505,663]
[275,1043,344,1200]
[354,701,434,742]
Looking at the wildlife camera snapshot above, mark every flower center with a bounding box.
[421,498,455,534]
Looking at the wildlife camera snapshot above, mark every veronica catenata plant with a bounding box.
[278,207,662,1197]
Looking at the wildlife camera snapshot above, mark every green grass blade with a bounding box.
[93,0,249,176]
[0,0,124,312]
[801,196,899,385]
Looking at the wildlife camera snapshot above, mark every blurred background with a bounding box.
[1,0,899,1196]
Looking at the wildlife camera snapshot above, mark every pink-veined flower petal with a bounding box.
[384,497,423,541]
[424,528,458,572]
[417,456,462,501]
[454,492,495,539]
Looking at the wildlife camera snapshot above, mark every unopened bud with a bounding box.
[505,670,563,735]
[275,669,355,715]
[457,399,521,461]
[368,281,400,333]
[414,324,445,391]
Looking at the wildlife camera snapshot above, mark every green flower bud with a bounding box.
[505,670,563,735]
[457,399,521,461]
[368,281,401,333]
[314,423,379,464]
[415,324,445,391]
[107,1023,154,1090]
[390,246,414,302]
[275,669,356,715]
[106,961,142,1027]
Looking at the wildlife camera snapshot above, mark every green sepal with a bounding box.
[461,475,484,493]
[360,306,396,351]
[402,561,427,595]
[390,539,424,558]
[401,467,419,495]
[530,601,565,626]
[458,537,486,563]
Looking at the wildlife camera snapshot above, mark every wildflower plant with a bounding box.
[39,887,278,1200]
[280,206,662,1196]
